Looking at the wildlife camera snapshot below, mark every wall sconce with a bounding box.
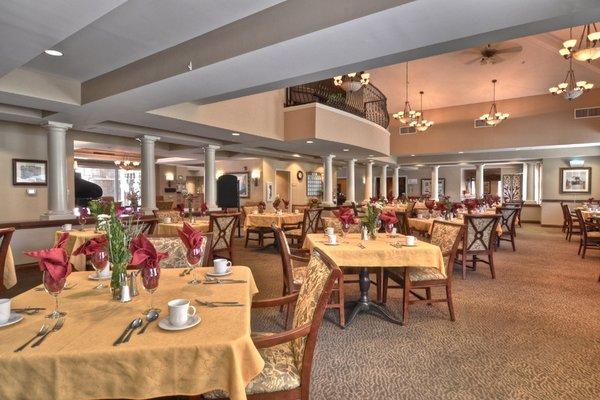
[362,176,366,184]
[216,170,224,179]
[165,172,175,187]
[251,169,261,186]
[569,159,584,167]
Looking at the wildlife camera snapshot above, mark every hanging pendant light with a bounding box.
[548,57,594,100]
[478,79,509,127]
[409,91,434,132]
[392,63,418,124]
[333,71,370,92]
[559,24,600,63]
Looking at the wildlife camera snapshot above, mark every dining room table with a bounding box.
[0,267,263,400]
[303,233,444,326]
[54,228,105,270]
[409,215,503,236]
[244,211,303,229]
[155,219,210,236]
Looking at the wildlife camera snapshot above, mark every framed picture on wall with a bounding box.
[420,178,445,197]
[12,159,47,186]
[560,167,591,194]
[266,181,274,202]
[483,181,491,194]
[229,171,250,198]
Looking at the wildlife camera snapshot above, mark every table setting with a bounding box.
[244,210,303,229]
[155,218,210,236]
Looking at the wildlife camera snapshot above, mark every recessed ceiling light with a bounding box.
[306,140,314,144]
[411,154,415,157]
[369,155,374,157]
[44,49,63,57]
[342,148,349,152]
[292,154,301,158]
[458,151,464,154]
[231,132,240,136]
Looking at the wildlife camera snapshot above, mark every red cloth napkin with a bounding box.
[23,233,72,281]
[379,211,397,225]
[129,234,168,269]
[177,222,206,250]
[73,236,107,256]
[334,207,357,225]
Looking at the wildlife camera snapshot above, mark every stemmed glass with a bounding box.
[141,266,160,314]
[186,246,203,285]
[43,271,66,319]
[340,222,350,238]
[78,214,87,231]
[90,250,109,289]
[385,223,394,235]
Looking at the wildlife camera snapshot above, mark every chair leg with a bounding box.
[511,233,516,251]
[461,253,467,280]
[582,244,587,259]
[402,281,410,324]
[578,240,582,255]
[382,271,389,304]
[244,233,250,248]
[337,275,345,328]
[446,284,455,321]
[489,253,496,279]
[425,288,432,306]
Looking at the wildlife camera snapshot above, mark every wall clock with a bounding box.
[297,171,304,181]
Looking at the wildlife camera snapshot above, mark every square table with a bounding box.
[155,220,210,236]
[244,212,303,229]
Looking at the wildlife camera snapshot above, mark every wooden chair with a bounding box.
[208,213,240,263]
[243,206,274,248]
[394,211,411,235]
[146,233,213,268]
[153,210,183,223]
[123,218,156,235]
[382,221,464,324]
[456,215,500,279]
[504,201,524,228]
[202,247,342,400]
[562,204,581,242]
[574,209,600,259]
[496,207,518,251]
[286,208,323,247]
[156,200,174,210]
[406,201,417,217]
[0,228,15,295]
[560,202,569,233]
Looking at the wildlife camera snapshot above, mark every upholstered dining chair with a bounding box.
[286,207,323,247]
[155,200,174,210]
[394,211,411,235]
[0,228,15,295]
[122,218,156,235]
[145,233,213,268]
[456,215,500,279]
[153,210,183,223]
[202,247,341,400]
[382,221,464,324]
[208,213,240,263]
[574,209,600,259]
[320,217,361,235]
[243,206,274,248]
[496,207,518,251]
[562,204,581,242]
[406,201,417,217]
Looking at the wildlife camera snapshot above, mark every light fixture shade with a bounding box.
[573,47,600,61]
[588,31,600,41]
[559,48,571,57]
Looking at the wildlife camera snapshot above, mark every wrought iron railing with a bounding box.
[285,79,390,128]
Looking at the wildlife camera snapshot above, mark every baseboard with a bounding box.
[521,220,541,223]
[541,224,563,228]
[15,262,39,270]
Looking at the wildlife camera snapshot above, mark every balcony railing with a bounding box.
[285,79,390,129]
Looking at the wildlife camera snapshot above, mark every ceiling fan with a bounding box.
[462,43,523,65]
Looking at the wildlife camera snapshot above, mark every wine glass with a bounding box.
[186,246,203,285]
[340,222,350,238]
[141,266,160,314]
[78,214,87,231]
[43,271,66,319]
[385,223,394,235]
[90,250,109,289]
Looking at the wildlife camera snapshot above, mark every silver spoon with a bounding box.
[113,318,140,346]
[122,318,143,343]
[137,310,159,335]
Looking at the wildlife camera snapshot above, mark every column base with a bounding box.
[40,211,75,221]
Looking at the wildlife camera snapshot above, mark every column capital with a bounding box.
[42,121,72,131]
[366,159,374,166]
[204,144,220,151]
[381,164,388,170]
[137,135,161,143]
[347,158,357,163]
[323,154,336,160]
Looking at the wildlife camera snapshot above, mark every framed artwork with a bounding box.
[483,181,491,194]
[560,167,591,194]
[306,172,323,197]
[12,159,47,186]
[420,178,445,197]
[266,181,274,202]
[229,172,250,198]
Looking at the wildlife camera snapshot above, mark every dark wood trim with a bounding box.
[522,203,541,208]
[542,199,590,203]
[12,159,48,186]
[0,215,158,230]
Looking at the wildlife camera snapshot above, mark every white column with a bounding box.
[41,121,73,220]
[475,164,485,198]
[525,162,536,203]
[346,159,356,204]
[521,163,528,202]
[364,160,373,202]
[431,165,440,201]
[533,162,541,203]
[204,145,219,210]
[392,166,400,199]
[323,154,335,205]
[139,135,160,214]
[380,165,388,199]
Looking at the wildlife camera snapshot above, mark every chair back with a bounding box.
[394,211,411,235]
[430,220,464,276]
[496,207,518,234]
[574,209,591,240]
[0,228,15,293]
[156,201,174,211]
[291,248,341,376]
[272,225,295,294]
[209,213,240,252]
[301,207,323,237]
[463,215,500,253]
[123,218,156,235]
[560,203,569,223]
[406,201,416,216]
[145,233,213,268]
[153,210,183,223]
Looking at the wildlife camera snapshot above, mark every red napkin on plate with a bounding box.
[334,206,357,225]
[177,222,206,251]
[379,211,398,225]
[73,236,107,256]
[129,234,168,269]
[24,233,72,281]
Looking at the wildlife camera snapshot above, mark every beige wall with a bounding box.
[216,158,263,205]
[262,158,324,210]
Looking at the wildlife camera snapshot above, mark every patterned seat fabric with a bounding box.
[212,215,236,250]
[285,228,303,236]
[154,210,182,223]
[321,218,361,234]
[430,221,462,270]
[292,266,307,285]
[147,237,188,268]
[408,267,446,281]
[465,217,496,251]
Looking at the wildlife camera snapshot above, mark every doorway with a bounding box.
[275,170,292,203]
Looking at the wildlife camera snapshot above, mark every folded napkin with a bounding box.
[177,222,206,250]
[334,206,357,225]
[379,211,398,225]
[462,199,478,211]
[73,236,107,256]
[129,234,168,269]
[200,202,208,214]
[24,233,72,282]
[425,200,436,211]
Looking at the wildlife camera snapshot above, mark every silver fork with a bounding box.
[31,319,65,348]
[14,324,49,352]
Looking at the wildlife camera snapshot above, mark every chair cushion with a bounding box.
[587,231,600,238]
[147,237,188,268]
[204,342,300,398]
[408,267,446,281]
[286,228,303,237]
[292,266,307,285]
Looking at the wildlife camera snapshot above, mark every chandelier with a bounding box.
[549,57,594,100]
[479,79,509,127]
[114,160,140,170]
[333,71,370,92]
[559,24,600,62]
[409,91,434,132]
[392,63,418,124]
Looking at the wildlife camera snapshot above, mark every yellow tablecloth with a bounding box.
[155,220,210,236]
[244,212,303,229]
[3,247,16,289]
[320,217,362,234]
[581,210,600,220]
[303,233,444,276]
[54,229,105,271]
[0,267,262,400]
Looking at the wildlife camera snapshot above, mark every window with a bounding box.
[76,163,141,205]
[78,166,117,199]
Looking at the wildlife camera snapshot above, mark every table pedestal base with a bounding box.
[344,267,403,326]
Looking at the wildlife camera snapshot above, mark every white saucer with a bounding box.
[88,273,111,281]
[0,313,23,328]
[206,268,232,277]
[158,315,201,331]
[324,242,340,246]
[404,243,418,247]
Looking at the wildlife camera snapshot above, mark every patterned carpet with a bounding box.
[239,224,600,400]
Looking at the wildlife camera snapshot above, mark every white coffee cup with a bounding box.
[62,224,72,231]
[391,227,397,235]
[252,210,258,215]
[327,234,337,245]
[214,258,232,274]
[406,236,416,246]
[325,227,334,235]
[294,209,299,214]
[168,299,196,327]
[163,217,172,224]
[417,214,423,219]
[0,298,11,324]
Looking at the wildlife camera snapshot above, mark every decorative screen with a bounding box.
[306,172,323,197]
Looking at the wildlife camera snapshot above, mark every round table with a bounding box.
[244,212,303,229]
